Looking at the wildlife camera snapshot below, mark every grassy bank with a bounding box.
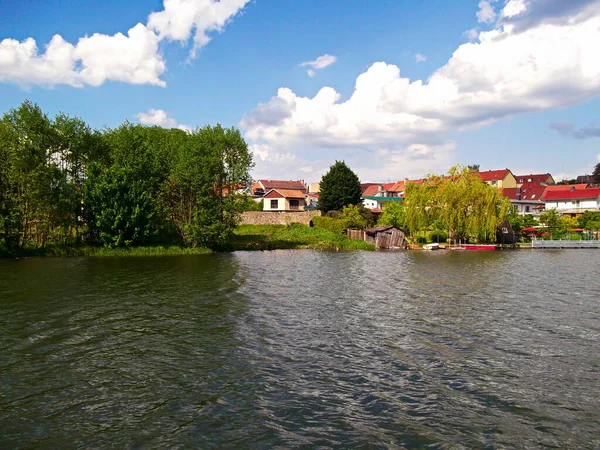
[1,245,212,258]
[1,224,375,258]
[227,223,375,251]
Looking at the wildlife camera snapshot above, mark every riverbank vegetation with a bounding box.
[0,101,253,256]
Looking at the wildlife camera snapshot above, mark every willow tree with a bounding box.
[404,165,510,243]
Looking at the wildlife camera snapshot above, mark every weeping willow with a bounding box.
[404,165,510,243]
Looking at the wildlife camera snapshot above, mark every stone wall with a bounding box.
[240,210,321,226]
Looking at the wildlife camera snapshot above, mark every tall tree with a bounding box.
[318,161,362,213]
[405,165,511,242]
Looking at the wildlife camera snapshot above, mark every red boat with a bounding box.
[462,244,497,251]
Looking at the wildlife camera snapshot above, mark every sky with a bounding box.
[1,0,599,183]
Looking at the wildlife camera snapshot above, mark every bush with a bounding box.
[339,205,367,230]
[428,230,448,243]
[326,210,342,218]
[313,216,347,235]
[416,236,427,244]
[569,233,582,241]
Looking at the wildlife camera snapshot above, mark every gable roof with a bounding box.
[383,182,395,191]
[259,179,307,192]
[514,173,554,185]
[362,184,382,197]
[264,188,306,199]
[388,180,405,192]
[478,169,511,181]
[542,187,600,202]
[501,183,546,201]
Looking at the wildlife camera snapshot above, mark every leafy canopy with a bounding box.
[318,161,362,213]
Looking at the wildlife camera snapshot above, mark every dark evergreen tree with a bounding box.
[593,162,600,184]
[318,161,362,213]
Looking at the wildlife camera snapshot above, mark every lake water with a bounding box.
[1,250,599,448]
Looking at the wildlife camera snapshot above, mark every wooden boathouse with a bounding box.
[347,226,407,249]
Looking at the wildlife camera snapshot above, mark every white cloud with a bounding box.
[136,108,191,131]
[147,0,251,58]
[300,54,337,77]
[0,0,249,88]
[501,0,527,19]
[465,28,479,41]
[242,6,600,181]
[414,53,427,63]
[477,0,497,23]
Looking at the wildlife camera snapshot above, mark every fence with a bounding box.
[532,240,600,249]
[346,230,365,241]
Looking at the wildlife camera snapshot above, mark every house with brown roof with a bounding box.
[514,173,555,187]
[263,189,307,211]
[253,179,308,197]
[478,169,517,189]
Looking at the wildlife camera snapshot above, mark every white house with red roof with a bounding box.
[542,185,600,214]
[501,183,547,215]
[263,189,307,211]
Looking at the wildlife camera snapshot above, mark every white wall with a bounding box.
[545,199,599,210]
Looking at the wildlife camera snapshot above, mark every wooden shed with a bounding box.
[364,226,407,249]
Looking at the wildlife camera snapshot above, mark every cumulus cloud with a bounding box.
[477,0,497,23]
[137,109,192,132]
[147,0,251,58]
[0,0,249,88]
[414,53,427,63]
[242,4,600,180]
[300,54,337,77]
[550,122,600,139]
[499,0,600,32]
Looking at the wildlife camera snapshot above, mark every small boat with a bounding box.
[462,244,496,251]
[422,243,440,250]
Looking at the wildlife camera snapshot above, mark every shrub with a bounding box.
[428,230,448,243]
[313,216,347,235]
[416,236,427,244]
[569,233,582,241]
[339,205,367,230]
[326,210,342,218]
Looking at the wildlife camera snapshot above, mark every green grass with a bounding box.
[226,223,375,251]
[5,245,212,258]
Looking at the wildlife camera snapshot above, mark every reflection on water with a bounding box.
[1,250,599,448]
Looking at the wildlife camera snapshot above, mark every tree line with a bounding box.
[0,101,253,253]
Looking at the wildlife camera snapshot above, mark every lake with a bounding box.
[1,250,599,448]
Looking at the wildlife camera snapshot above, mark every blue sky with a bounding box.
[1,0,599,182]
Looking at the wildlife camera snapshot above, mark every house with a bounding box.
[361,184,404,209]
[541,186,600,215]
[501,183,547,215]
[263,189,307,211]
[478,169,517,188]
[514,173,555,187]
[308,182,320,194]
[576,175,595,184]
[252,179,308,197]
[364,226,407,249]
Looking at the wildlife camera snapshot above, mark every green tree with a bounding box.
[377,201,406,228]
[405,165,510,242]
[578,211,600,230]
[84,164,156,247]
[539,209,566,239]
[339,204,366,230]
[318,161,362,213]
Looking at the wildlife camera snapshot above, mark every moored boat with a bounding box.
[422,243,440,250]
[462,244,496,251]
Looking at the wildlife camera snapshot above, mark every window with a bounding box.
[525,206,530,212]
[289,199,300,210]
[270,199,278,209]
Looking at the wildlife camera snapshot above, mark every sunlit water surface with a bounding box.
[1,250,599,448]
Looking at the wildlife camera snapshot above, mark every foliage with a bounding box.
[428,230,448,243]
[241,197,263,211]
[339,205,367,230]
[404,165,511,243]
[0,101,253,253]
[593,162,600,184]
[230,223,375,251]
[377,202,406,228]
[561,215,579,230]
[578,211,600,230]
[416,236,427,244]
[539,209,566,239]
[312,216,348,235]
[318,161,362,213]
